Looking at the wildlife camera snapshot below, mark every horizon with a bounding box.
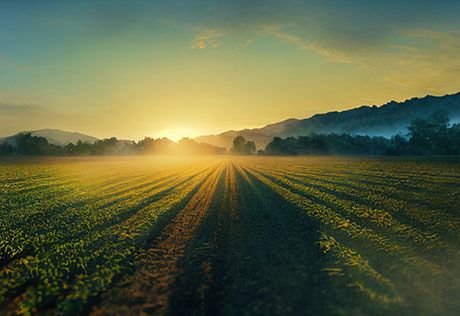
[1,90,459,142]
[1,1,460,140]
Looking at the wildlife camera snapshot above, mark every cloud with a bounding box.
[381,30,460,93]
[187,0,460,62]
[191,29,225,49]
[262,27,354,63]
[186,1,460,93]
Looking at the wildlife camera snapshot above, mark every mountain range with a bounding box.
[1,92,460,150]
[196,92,460,149]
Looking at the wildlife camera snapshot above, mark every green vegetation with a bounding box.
[0,156,459,315]
[265,111,460,155]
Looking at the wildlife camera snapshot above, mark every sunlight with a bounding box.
[155,128,201,142]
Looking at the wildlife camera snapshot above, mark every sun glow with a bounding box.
[154,128,201,142]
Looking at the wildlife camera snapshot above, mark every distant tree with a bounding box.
[265,134,392,156]
[91,137,120,155]
[447,123,460,155]
[13,133,61,155]
[243,141,256,155]
[0,142,15,155]
[138,137,176,155]
[265,136,301,155]
[231,136,256,155]
[408,110,449,155]
[232,136,246,151]
[176,137,226,155]
[386,134,409,155]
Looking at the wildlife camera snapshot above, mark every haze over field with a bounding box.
[1,1,460,140]
[1,156,459,315]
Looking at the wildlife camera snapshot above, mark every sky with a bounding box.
[1,0,460,140]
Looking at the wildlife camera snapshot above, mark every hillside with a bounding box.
[0,128,98,146]
[196,92,460,149]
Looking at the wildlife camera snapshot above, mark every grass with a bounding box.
[0,156,459,315]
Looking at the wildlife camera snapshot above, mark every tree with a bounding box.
[233,136,246,151]
[0,142,15,155]
[408,110,450,155]
[231,136,257,155]
[243,141,256,155]
[386,134,408,155]
[447,123,460,155]
[14,133,59,155]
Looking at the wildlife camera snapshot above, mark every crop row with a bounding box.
[241,161,458,313]
[0,157,224,315]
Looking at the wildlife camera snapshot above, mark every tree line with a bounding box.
[0,133,258,157]
[0,135,226,156]
[264,111,460,156]
[1,111,459,156]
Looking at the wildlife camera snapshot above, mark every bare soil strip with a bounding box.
[166,160,238,315]
[91,162,225,315]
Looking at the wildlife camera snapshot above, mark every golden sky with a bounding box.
[1,1,460,140]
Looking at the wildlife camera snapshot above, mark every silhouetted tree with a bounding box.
[408,110,449,155]
[231,136,257,155]
[232,136,246,151]
[386,134,409,155]
[0,142,15,155]
[243,141,256,155]
[12,133,61,155]
[447,123,460,155]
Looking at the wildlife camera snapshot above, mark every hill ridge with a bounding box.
[196,91,460,149]
[0,128,98,146]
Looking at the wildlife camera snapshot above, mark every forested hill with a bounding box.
[196,92,460,149]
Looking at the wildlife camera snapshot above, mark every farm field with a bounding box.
[1,156,459,315]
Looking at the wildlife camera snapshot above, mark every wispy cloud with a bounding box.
[189,4,460,94]
[187,1,460,66]
[191,29,226,49]
[264,27,355,63]
[191,24,356,63]
[382,30,460,93]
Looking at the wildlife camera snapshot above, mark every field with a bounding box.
[1,156,459,315]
